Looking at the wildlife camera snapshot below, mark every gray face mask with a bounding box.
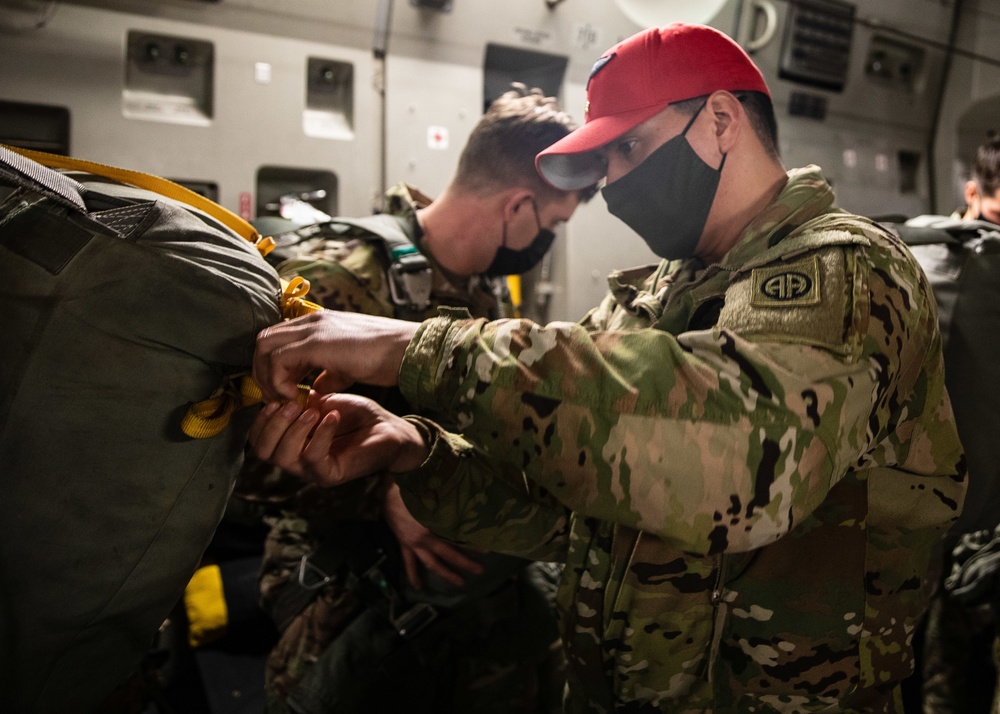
[486,200,555,277]
[602,103,725,260]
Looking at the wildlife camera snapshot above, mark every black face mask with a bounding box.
[602,103,725,260]
[486,200,555,276]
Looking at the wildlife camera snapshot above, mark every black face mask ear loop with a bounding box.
[680,100,709,137]
[682,100,727,172]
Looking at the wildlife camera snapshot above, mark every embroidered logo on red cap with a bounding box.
[536,23,772,190]
[586,53,615,118]
[587,53,615,89]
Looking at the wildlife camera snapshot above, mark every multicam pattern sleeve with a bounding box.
[397,417,571,562]
[396,168,966,558]
[398,321,868,557]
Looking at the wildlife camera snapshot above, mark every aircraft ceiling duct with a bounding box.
[612,0,729,28]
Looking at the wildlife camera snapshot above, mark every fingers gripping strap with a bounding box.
[180,279,322,438]
[180,376,311,439]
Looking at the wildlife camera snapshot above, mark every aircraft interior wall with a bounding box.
[1,0,998,322]
[936,0,1000,215]
[0,2,381,219]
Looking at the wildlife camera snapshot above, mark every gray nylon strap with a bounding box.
[328,213,411,250]
[0,145,87,212]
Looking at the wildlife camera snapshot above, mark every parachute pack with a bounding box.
[0,145,287,712]
[263,213,435,319]
[888,214,1000,537]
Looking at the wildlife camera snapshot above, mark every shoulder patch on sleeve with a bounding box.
[750,255,821,307]
[719,248,861,356]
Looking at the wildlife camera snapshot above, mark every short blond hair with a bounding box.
[454,83,595,202]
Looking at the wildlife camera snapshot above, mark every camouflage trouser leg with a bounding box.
[263,561,567,714]
[444,637,565,714]
[264,587,362,714]
[443,562,567,714]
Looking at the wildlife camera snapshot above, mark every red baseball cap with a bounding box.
[536,23,770,190]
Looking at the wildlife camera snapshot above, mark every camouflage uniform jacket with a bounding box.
[277,182,510,322]
[257,184,534,706]
[259,180,511,578]
[245,183,511,514]
[392,166,968,713]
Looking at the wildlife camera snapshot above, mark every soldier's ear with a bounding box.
[708,91,742,155]
[502,189,534,222]
[964,180,980,213]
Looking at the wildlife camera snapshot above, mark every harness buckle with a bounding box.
[296,554,338,591]
[388,600,438,639]
[388,249,433,311]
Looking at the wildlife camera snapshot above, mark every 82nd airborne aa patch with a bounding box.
[750,255,822,308]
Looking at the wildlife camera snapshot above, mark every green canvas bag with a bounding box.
[0,145,282,713]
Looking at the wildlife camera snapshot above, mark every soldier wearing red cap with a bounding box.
[249,23,966,712]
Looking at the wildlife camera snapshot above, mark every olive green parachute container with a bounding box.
[0,146,282,713]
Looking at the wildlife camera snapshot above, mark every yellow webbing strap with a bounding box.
[506,275,522,317]
[183,564,229,649]
[1,144,277,259]
[179,278,324,438]
[280,275,326,319]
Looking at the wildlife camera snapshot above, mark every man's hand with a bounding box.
[249,392,429,485]
[253,311,420,402]
[383,482,483,590]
